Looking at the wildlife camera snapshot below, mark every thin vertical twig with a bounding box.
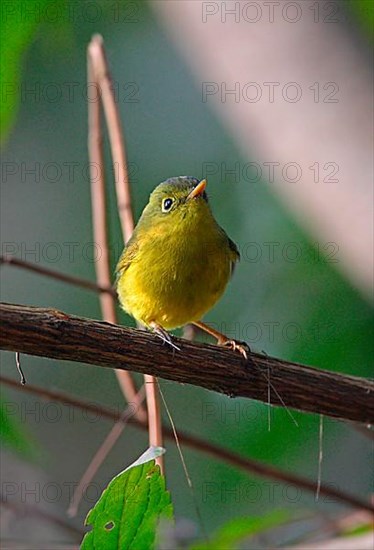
[157,381,208,541]
[87,35,164,472]
[87,35,133,240]
[87,45,146,417]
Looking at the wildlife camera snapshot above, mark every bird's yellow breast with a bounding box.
[116,211,236,330]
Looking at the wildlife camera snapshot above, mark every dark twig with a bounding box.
[0,492,83,539]
[0,255,115,296]
[1,374,372,514]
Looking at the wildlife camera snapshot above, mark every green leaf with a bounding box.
[191,509,290,550]
[80,448,173,550]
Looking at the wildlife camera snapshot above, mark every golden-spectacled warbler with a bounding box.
[116,176,247,355]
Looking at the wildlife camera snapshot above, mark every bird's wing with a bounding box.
[115,234,139,283]
[228,236,240,277]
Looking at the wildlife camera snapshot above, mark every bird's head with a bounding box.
[140,176,211,229]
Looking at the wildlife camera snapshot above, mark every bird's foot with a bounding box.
[218,337,251,360]
[192,321,250,359]
[150,322,181,351]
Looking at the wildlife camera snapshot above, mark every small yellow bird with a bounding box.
[116,176,247,356]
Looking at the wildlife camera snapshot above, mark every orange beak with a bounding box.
[187,179,207,200]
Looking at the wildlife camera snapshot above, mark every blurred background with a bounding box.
[1,0,373,547]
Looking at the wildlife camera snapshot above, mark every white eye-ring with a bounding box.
[162,197,174,212]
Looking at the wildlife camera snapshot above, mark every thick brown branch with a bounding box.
[1,302,373,424]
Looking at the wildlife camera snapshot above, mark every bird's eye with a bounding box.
[162,197,174,212]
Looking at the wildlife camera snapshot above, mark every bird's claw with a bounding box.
[220,338,250,359]
[150,323,181,351]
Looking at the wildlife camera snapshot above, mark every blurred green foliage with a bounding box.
[191,509,290,550]
[347,0,374,39]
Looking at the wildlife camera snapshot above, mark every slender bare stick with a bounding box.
[0,255,115,296]
[87,49,117,322]
[88,35,133,240]
[87,34,163,471]
[1,374,373,514]
[87,44,146,420]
